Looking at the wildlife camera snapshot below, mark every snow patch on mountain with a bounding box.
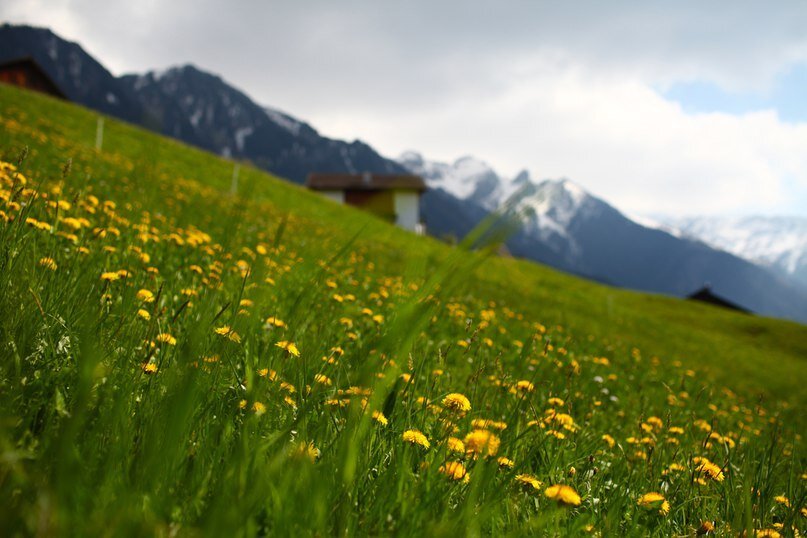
[398,151,597,249]
[234,127,253,152]
[627,213,684,237]
[660,216,807,279]
[399,151,498,203]
[264,107,303,136]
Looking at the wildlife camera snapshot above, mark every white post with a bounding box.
[95,116,104,151]
[230,163,240,195]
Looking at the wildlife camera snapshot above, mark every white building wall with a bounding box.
[394,191,420,232]
[320,190,345,204]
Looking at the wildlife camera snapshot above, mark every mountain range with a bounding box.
[2,23,806,323]
[657,216,807,290]
[397,152,807,321]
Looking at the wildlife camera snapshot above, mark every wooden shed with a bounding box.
[306,172,427,234]
[686,286,751,314]
[0,57,67,100]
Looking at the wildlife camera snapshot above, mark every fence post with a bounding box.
[230,162,240,195]
[95,116,104,151]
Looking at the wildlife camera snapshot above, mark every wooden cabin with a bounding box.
[0,57,67,100]
[306,172,427,234]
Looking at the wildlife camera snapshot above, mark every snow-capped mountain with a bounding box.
[399,152,594,254]
[399,151,589,218]
[398,152,807,323]
[398,152,509,208]
[660,216,807,289]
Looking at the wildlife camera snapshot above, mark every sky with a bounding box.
[2,0,807,218]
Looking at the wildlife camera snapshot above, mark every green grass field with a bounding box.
[0,83,805,536]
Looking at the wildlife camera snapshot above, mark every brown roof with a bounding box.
[306,172,427,192]
[0,57,67,99]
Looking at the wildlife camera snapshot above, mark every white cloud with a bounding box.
[314,58,807,216]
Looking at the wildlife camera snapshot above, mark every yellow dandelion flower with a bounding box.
[547,397,565,407]
[637,492,670,516]
[252,401,266,415]
[275,340,300,357]
[515,380,535,393]
[442,393,471,413]
[602,434,615,448]
[471,418,508,430]
[228,331,242,343]
[100,271,119,281]
[280,381,296,394]
[156,333,177,346]
[646,416,663,430]
[214,325,241,343]
[665,463,686,474]
[137,308,151,320]
[292,441,320,463]
[214,325,231,336]
[314,374,332,386]
[372,410,388,426]
[439,461,469,482]
[445,437,465,454]
[142,362,158,374]
[497,457,515,469]
[136,289,155,303]
[265,316,286,328]
[515,474,542,492]
[773,495,790,508]
[464,429,500,457]
[402,429,430,449]
[545,484,582,507]
[693,419,712,432]
[38,257,58,271]
[694,458,725,482]
[755,530,781,538]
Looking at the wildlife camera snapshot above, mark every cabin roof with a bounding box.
[306,173,427,192]
[0,56,67,99]
[686,286,751,313]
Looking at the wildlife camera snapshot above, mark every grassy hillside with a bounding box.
[0,83,805,536]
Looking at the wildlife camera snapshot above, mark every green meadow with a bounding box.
[0,83,805,536]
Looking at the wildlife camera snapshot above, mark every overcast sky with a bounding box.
[3,1,807,217]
